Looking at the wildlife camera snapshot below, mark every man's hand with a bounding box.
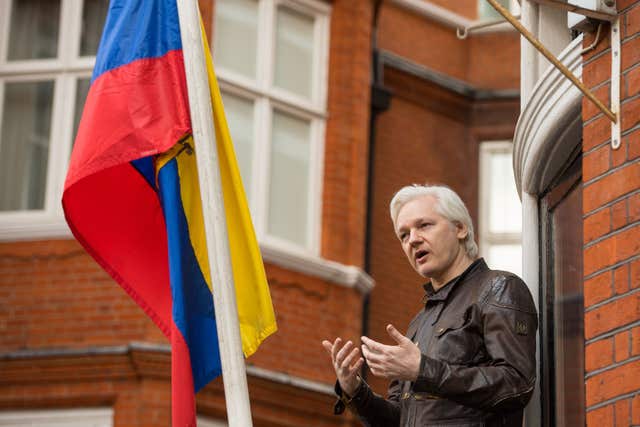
[361,324,421,381]
[322,337,364,396]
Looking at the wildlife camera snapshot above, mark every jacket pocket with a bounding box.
[431,315,481,365]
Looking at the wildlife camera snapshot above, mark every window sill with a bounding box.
[0,217,374,294]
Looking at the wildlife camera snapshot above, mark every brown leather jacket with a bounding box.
[335,259,537,427]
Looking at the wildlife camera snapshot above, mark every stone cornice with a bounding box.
[513,35,584,197]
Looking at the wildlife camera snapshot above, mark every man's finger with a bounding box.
[336,341,354,365]
[322,340,333,355]
[348,357,364,376]
[331,337,343,359]
[342,346,360,369]
[361,344,384,364]
[386,324,407,345]
[361,335,385,352]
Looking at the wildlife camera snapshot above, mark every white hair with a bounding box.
[389,184,479,259]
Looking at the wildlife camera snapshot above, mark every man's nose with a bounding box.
[408,229,422,245]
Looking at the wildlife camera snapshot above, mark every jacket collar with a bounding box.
[422,258,487,302]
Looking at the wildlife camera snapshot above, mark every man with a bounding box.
[322,184,537,427]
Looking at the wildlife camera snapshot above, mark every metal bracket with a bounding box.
[528,0,617,21]
[482,0,620,144]
[611,17,621,149]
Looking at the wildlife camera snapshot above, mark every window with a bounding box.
[0,0,108,240]
[0,408,113,426]
[213,0,330,254]
[477,0,520,19]
[478,141,522,277]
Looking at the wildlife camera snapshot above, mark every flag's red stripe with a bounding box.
[172,322,197,427]
[63,162,172,335]
[65,50,191,191]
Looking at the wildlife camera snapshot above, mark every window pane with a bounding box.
[214,0,258,79]
[221,93,254,202]
[268,111,310,247]
[488,151,521,233]
[487,244,522,278]
[274,6,314,99]
[73,78,91,147]
[478,0,510,19]
[0,81,54,211]
[8,0,60,60]
[80,0,110,56]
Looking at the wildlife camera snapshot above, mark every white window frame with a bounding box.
[0,0,95,241]
[0,408,113,427]
[478,141,522,273]
[215,0,330,256]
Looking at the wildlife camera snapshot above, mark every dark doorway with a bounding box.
[540,153,585,427]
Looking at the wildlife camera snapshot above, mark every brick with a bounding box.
[615,330,631,362]
[632,326,640,355]
[626,4,640,38]
[632,258,640,289]
[583,84,611,122]
[584,293,640,339]
[583,52,612,87]
[630,130,640,160]
[615,398,631,427]
[585,144,611,182]
[584,116,612,151]
[626,65,640,98]
[612,199,629,230]
[587,404,614,427]
[586,337,614,371]
[583,224,640,275]
[630,193,640,223]
[583,162,640,213]
[622,36,640,71]
[619,0,639,12]
[634,394,640,425]
[585,208,611,242]
[614,264,630,294]
[622,96,640,132]
[585,270,614,307]
[586,359,640,406]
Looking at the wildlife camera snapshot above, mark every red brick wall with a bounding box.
[582,2,640,425]
[321,0,373,266]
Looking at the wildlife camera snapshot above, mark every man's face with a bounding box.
[395,195,468,280]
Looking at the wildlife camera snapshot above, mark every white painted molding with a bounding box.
[0,408,113,427]
[0,344,336,397]
[0,219,374,294]
[389,0,473,28]
[260,242,374,294]
[390,0,517,34]
[513,34,583,197]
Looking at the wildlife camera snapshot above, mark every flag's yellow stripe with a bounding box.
[201,25,277,357]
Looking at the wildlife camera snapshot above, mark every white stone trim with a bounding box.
[513,34,583,197]
[389,0,516,34]
[260,241,374,293]
[0,223,374,293]
[0,408,113,427]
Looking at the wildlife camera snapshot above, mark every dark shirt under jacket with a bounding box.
[334,258,538,427]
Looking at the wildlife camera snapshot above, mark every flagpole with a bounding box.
[174,1,254,426]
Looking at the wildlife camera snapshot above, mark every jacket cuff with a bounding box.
[333,377,366,415]
[413,354,446,393]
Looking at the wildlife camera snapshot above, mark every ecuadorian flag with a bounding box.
[62,1,277,425]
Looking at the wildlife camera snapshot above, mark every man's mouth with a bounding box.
[415,250,429,263]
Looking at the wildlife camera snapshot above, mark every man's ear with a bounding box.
[454,221,468,240]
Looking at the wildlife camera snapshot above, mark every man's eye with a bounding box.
[420,222,431,228]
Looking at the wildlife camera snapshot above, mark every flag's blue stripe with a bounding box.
[131,157,156,190]
[92,0,183,82]
[158,158,221,391]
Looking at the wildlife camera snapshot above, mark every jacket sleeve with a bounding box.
[334,378,401,427]
[412,275,537,411]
